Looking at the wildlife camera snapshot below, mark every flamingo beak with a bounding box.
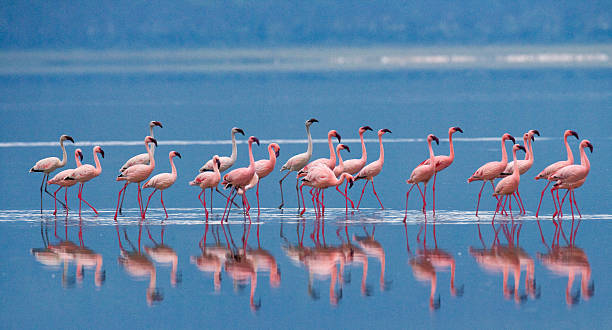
[531,135,535,141]
[349,178,354,189]
[175,152,182,159]
[381,128,392,134]
[99,148,105,158]
[363,126,373,131]
[153,121,163,128]
[453,127,463,133]
[216,159,221,168]
[508,135,516,144]
[235,128,245,136]
[518,145,526,152]
[275,148,280,158]
[587,142,593,153]
[433,135,439,145]
[307,118,319,124]
[149,137,158,146]
[252,137,260,146]
[570,130,579,139]
[335,133,341,143]
[531,129,540,136]
[65,136,75,143]
[77,150,83,161]
[344,145,350,152]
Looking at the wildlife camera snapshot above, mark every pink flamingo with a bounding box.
[189,155,222,218]
[340,126,373,175]
[143,151,182,219]
[332,144,355,208]
[417,127,463,215]
[534,130,579,217]
[114,136,157,220]
[65,146,104,216]
[467,133,516,216]
[298,129,342,176]
[354,128,392,209]
[251,143,280,215]
[47,149,83,215]
[299,165,355,216]
[550,140,593,220]
[403,134,439,220]
[117,121,162,215]
[278,118,318,209]
[221,136,260,221]
[30,134,75,214]
[498,130,540,214]
[492,144,527,221]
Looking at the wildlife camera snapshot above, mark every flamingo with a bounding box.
[117,121,162,215]
[417,126,463,214]
[550,140,593,220]
[250,143,280,215]
[332,144,351,177]
[278,118,318,209]
[534,130,579,217]
[342,126,373,175]
[499,129,540,214]
[65,146,105,216]
[299,164,355,216]
[29,134,75,214]
[354,128,392,209]
[298,129,342,175]
[199,127,245,208]
[492,144,527,221]
[114,136,157,220]
[189,155,222,218]
[467,133,516,216]
[403,134,439,220]
[47,149,83,215]
[143,151,182,219]
[221,136,260,221]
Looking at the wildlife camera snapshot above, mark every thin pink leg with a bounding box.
[416,183,426,213]
[475,181,486,216]
[144,189,157,217]
[509,193,514,220]
[336,182,355,209]
[221,188,234,221]
[551,189,559,219]
[209,188,213,214]
[516,190,525,214]
[78,183,83,216]
[198,190,209,218]
[299,184,307,216]
[556,190,563,218]
[321,189,325,217]
[493,195,507,223]
[403,184,415,222]
[356,180,369,209]
[371,180,384,209]
[53,186,62,216]
[256,181,260,216]
[64,187,68,211]
[114,182,129,220]
[432,172,437,215]
[79,184,98,215]
[571,190,582,218]
[160,191,168,218]
[137,183,144,218]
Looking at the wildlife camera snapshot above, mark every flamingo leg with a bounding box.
[52,186,62,216]
[536,181,551,217]
[475,181,486,216]
[572,190,582,218]
[64,187,68,211]
[403,184,415,222]
[42,173,66,213]
[160,191,168,218]
[40,174,45,214]
[137,183,144,219]
[198,189,209,218]
[551,189,559,219]
[321,189,325,217]
[299,184,307,216]
[416,183,426,214]
[256,181,260,216]
[209,188,213,214]
[278,170,291,209]
[309,188,316,216]
[516,190,525,214]
[295,177,301,212]
[119,184,128,215]
[559,190,570,213]
[556,190,563,218]
[509,193,514,220]
[356,180,369,209]
[144,189,158,218]
[371,180,384,209]
[114,182,129,220]
[512,193,521,217]
[216,186,240,209]
[78,183,83,215]
[78,183,98,215]
[432,172,437,215]
[493,195,507,223]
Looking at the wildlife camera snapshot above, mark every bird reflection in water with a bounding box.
[191,223,229,292]
[145,222,180,287]
[537,218,594,306]
[223,222,260,311]
[31,217,105,288]
[115,221,162,306]
[282,219,345,306]
[470,221,539,304]
[408,220,463,310]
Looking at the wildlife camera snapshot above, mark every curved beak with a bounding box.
[531,129,540,136]
[343,145,350,153]
[252,137,260,146]
[362,126,373,131]
[570,130,579,139]
[275,148,280,158]
[77,150,83,161]
[587,142,594,153]
[454,127,463,133]
[216,158,222,168]
[335,133,341,143]
[99,148,105,158]
[531,135,535,141]
[153,121,163,128]
[349,178,354,189]
[432,135,439,145]
[65,136,75,143]
[381,128,392,134]
[175,152,182,159]
[308,118,319,124]
[149,137,158,146]
[518,145,526,152]
[236,128,245,136]
[508,135,516,144]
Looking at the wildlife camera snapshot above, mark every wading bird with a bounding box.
[404,134,439,220]
[550,140,593,220]
[355,128,392,209]
[341,126,373,175]
[492,144,526,221]
[189,155,221,218]
[143,151,182,219]
[65,146,104,216]
[47,149,83,215]
[499,130,539,214]
[221,136,260,221]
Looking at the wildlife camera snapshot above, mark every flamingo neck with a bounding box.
[169,154,177,177]
[93,149,102,175]
[512,148,520,179]
[448,131,455,161]
[230,131,238,164]
[149,125,156,155]
[500,138,508,164]
[564,134,574,164]
[523,136,530,161]
[378,134,385,165]
[527,137,534,164]
[213,160,220,175]
[59,139,68,167]
[248,141,255,170]
[268,145,277,165]
[146,141,155,169]
[579,144,590,170]
[428,139,435,170]
[359,131,367,162]
[336,146,344,167]
[335,173,349,186]
[75,152,82,167]
[306,125,313,158]
[327,134,336,166]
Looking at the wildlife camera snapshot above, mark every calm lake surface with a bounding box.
[0,47,611,328]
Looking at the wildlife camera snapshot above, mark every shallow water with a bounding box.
[1,47,611,328]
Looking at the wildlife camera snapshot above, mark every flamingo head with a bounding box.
[329,130,341,143]
[212,155,221,169]
[565,130,579,140]
[94,146,105,158]
[523,132,530,143]
[270,143,280,157]
[171,151,182,159]
[582,140,593,153]
[232,127,245,136]
[347,175,355,188]
[428,134,439,145]
[249,136,260,146]
[60,135,75,143]
[75,149,83,161]
[145,136,158,146]
[149,121,163,128]
[451,126,463,134]
[529,129,540,140]
[514,144,526,153]
[359,126,373,133]
[502,133,516,144]
[337,144,350,153]
[306,118,319,126]
[379,128,392,136]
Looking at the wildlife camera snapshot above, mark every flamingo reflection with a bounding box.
[191,223,229,292]
[145,223,180,287]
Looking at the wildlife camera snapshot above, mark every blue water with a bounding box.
[1,47,611,328]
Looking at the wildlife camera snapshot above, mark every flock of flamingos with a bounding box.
[29,119,593,222]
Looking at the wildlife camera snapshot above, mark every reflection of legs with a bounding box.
[356,180,369,209]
